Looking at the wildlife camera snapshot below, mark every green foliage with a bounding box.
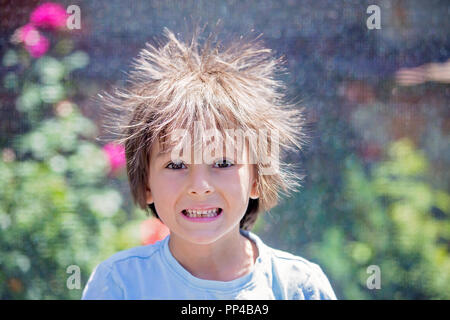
[270,138,450,299]
[0,35,140,299]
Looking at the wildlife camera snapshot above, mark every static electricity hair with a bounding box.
[100,26,307,230]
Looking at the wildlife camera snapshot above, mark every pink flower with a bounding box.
[19,24,49,58]
[140,218,170,245]
[102,142,126,173]
[30,2,68,30]
[18,24,35,42]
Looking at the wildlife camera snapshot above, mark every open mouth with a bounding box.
[181,208,223,219]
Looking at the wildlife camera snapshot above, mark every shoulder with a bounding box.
[99,239,163,270]
[269,246,317,270]
[82,238,165,300]
[264,245,337,300]
[247,230,321,279]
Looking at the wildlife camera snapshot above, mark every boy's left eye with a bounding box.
[214,159,234,168]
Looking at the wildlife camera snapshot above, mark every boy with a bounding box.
[82,27,337,300]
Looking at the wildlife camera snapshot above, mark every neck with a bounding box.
[168,228,258,281]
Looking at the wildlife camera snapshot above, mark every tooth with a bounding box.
[184,209,221,218]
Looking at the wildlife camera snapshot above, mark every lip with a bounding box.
[183,206,219,211]
[180,208,223,223]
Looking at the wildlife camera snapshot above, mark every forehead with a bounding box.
[149,137,171,161]
[149,127,255,162]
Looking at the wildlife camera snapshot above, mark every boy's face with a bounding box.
[146,134,259,245]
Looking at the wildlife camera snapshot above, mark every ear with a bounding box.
[146,186,153,204]
[250,177,259,200]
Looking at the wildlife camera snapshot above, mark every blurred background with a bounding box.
[0,0,449,299]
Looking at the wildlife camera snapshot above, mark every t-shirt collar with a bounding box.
[160,228,267,292]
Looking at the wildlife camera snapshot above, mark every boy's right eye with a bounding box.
[166,161,186,170]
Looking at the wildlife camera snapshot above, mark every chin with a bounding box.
[182,230,225,245]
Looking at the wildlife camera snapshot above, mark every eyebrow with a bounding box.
[156,151,170,159]
[156,147,180,162]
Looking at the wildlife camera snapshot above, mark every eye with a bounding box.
[214,158,234,169]
[166,161,186,170]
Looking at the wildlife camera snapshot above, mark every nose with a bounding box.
[187,165,215,196]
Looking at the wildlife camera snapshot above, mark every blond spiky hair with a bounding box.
[100,26,307,230]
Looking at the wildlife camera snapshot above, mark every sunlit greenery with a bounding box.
[0,29,142,299]
[267,138,450,299]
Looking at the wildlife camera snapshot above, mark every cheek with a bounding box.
[238,165,253,189]
[220,167,252,200]
[149,171,182,205]
[152,178,182,221]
